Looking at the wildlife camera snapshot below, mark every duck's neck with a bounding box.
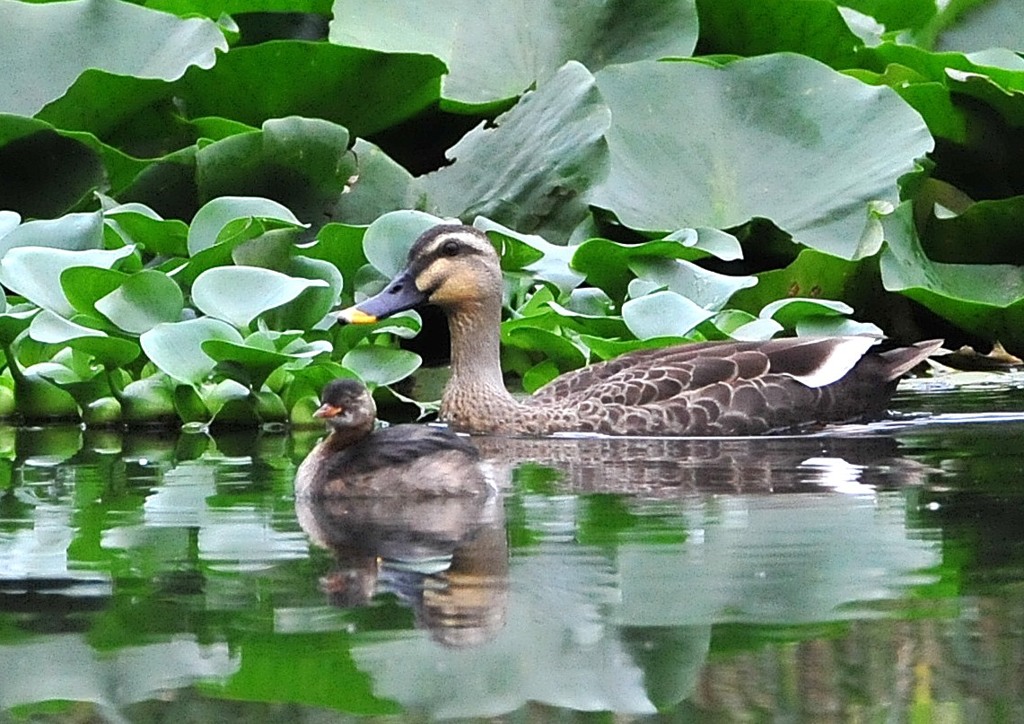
[322,423,372,452]
[442,299,522,429]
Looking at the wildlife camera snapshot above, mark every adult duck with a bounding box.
[338,225,941,436]
[294,378,487,497]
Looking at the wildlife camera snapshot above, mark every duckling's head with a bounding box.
[315,378,377,435]
[338,225,502,323]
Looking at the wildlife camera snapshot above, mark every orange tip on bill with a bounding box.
[337,307,378,324]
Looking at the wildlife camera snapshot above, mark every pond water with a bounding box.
[3,378,1024,721]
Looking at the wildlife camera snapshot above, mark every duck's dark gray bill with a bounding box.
[336,268,427,324]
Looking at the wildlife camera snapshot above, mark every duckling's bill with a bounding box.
[314,403,342,419]
[337,307,377,324]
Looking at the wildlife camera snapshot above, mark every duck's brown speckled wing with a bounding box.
[526,337,933,436]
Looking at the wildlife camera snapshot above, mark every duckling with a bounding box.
[294,378,486,497]
[338,225,942,436]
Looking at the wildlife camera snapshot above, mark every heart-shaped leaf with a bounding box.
[622,290,713,340]
[192,266,330,329]
[140,318,244,385]
[0,246,136,318]
[95,270,185,334]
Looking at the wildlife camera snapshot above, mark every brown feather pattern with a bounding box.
[343,225,943,437]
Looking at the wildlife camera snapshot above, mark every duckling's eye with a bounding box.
[442,240,460,257]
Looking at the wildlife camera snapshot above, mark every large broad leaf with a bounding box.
[0,246,136,318]
[572,235,746,303]
[177,42,444,138]
[420,62,611,243]
[0,212,104,258]
[140,318,244,385]
[194,117,358,228]
[192,266,330,329]
[363,210,446,277]
[0,0,226,116]
[94,270,185,334]
[330,0,698,108]
[628,258,756,312]
[592,54,934,260]
[341,346,421,387]
[921,196,1024,265]
[333,139,419,225]
[621,290,713,340]
[187,196,302,256]
[28,310,141,367]
[934,0,1024,54]
[880,202,1024,350]
[694,0,862,68]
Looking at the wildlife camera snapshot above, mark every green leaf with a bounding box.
[104,203,189,258]
[341,346,421,387]
[363,210,445,277]
[331,0,698,108]
[421,62,611,243]
[0,211,104,258]
[192,266,330,329]
[695,0,862,68]
[628,258,756,312]
[622,290,713,340]
[759,298,854,329]
[592,55,934,260]
[478,219,585,295]
[177,42,444,138]
[94,270,185,334]
[187,196,302,256]
[0,246,136,318]
[140,318,244,385]
[195,117,357,229]
[881,201,1024,349]
[572,237,742,302]
[29,311,141,367]
[0,0,227,116]
[202,339,292,390]
[334,139,419,225]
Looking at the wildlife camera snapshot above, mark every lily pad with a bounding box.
[592,54,934,260]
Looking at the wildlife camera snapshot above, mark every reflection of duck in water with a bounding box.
[294,378,486,498]
[294,379,506,646]
[339,224,942,436]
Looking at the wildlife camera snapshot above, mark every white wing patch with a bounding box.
[787,336,879,388]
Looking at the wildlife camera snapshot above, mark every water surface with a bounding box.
[2,379,1024,721]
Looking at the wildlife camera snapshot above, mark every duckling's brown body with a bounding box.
[294,379,485,497]
[339,225,942,437]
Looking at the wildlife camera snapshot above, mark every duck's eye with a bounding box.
[442,240,460,257]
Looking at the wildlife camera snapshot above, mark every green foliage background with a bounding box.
[0,0,1022,426]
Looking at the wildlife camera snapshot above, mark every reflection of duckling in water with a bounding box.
[294,378,487,498]
[294,379,506,646]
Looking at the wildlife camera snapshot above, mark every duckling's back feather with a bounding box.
[323,425,479,479]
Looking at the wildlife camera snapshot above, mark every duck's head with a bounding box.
[338,225,502,324]
[315,378,377,434]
